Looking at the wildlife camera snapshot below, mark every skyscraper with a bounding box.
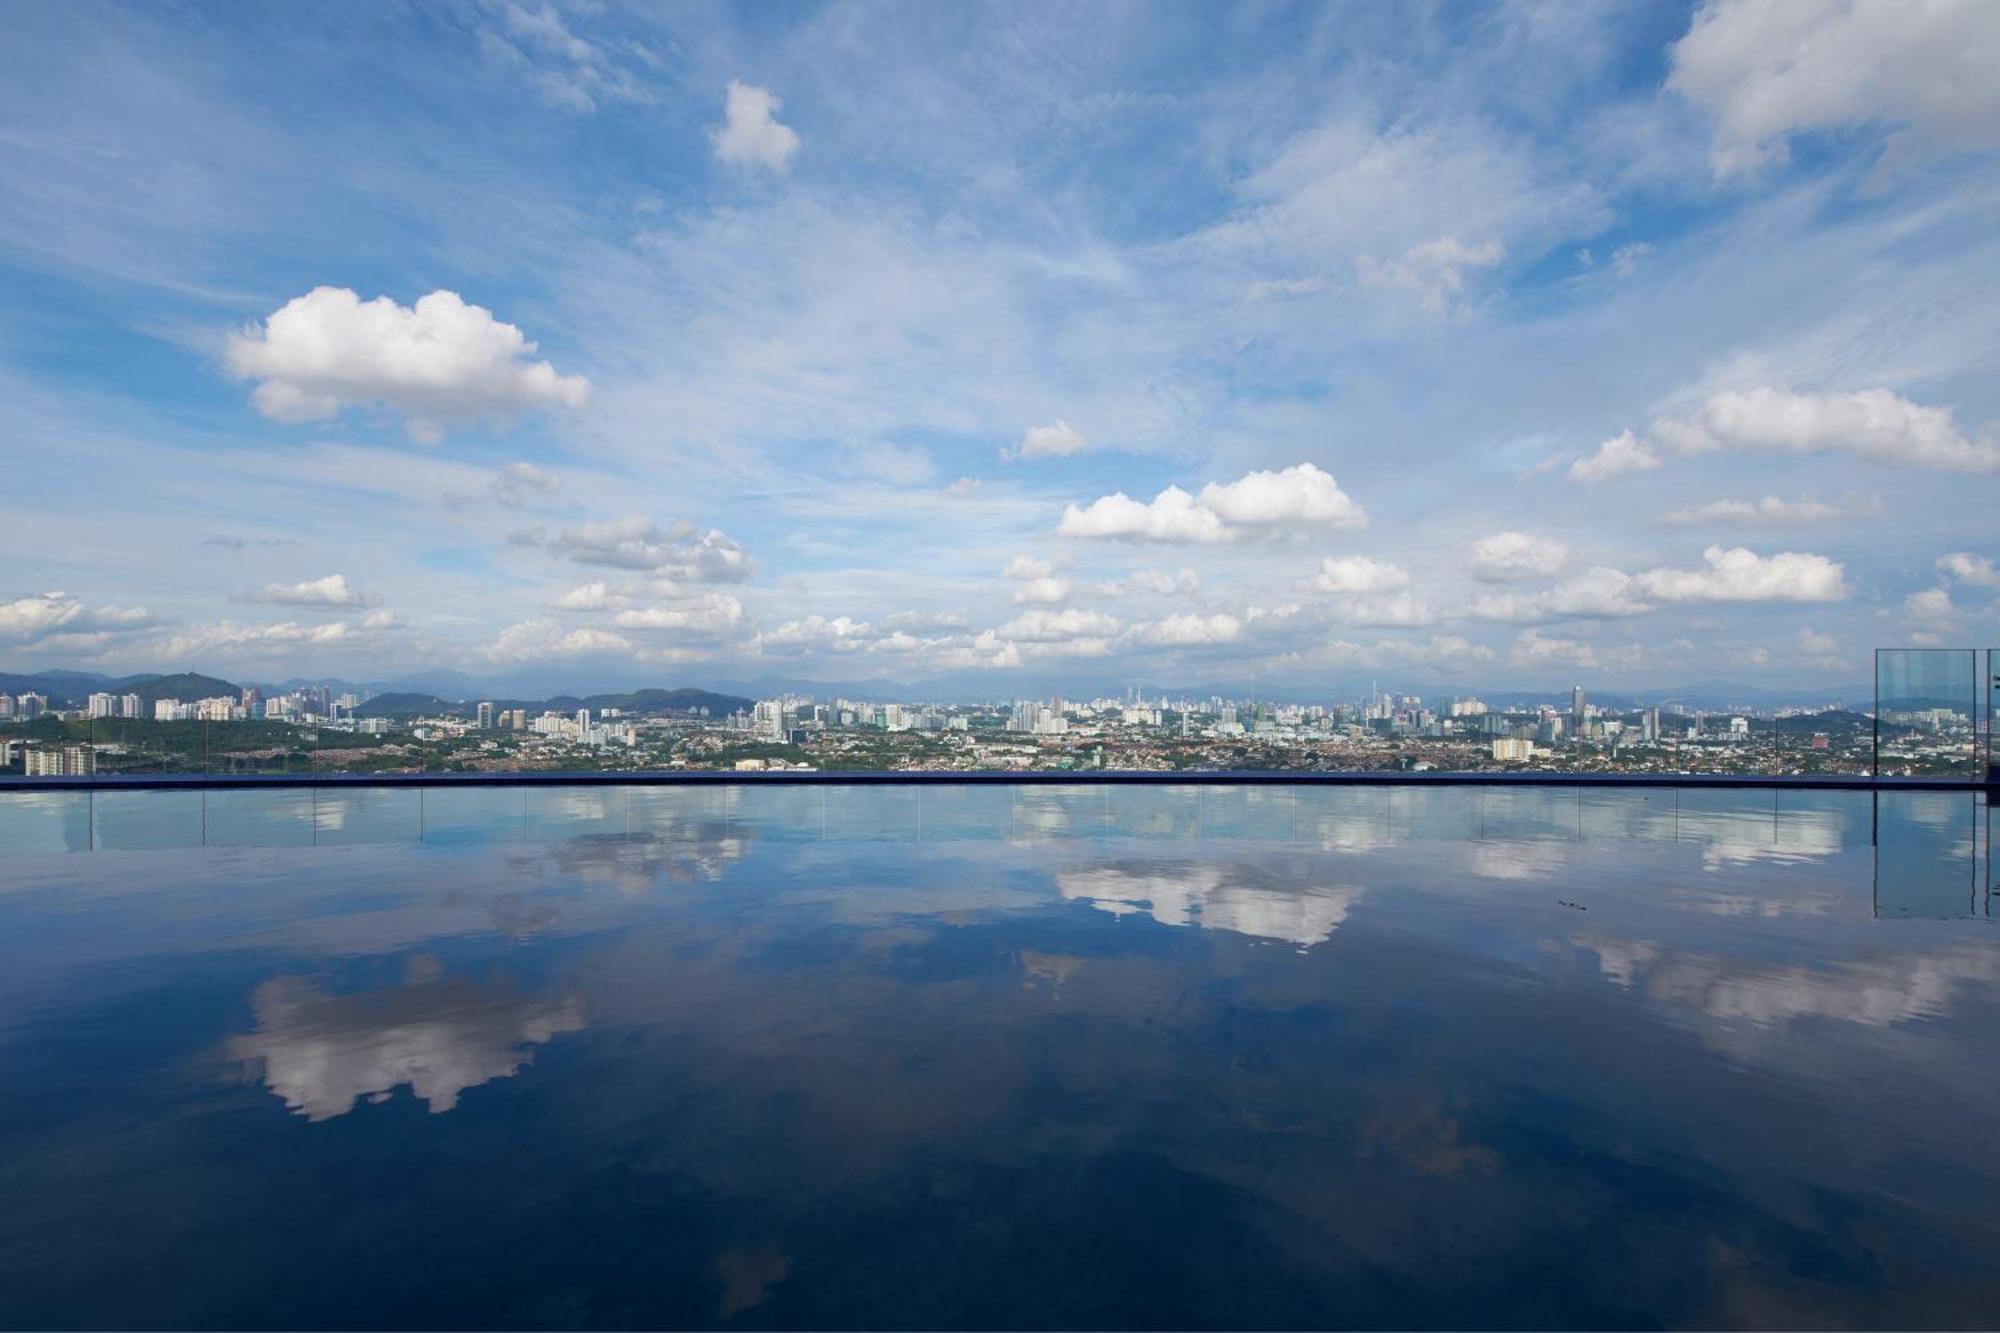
[1571,685,1587,732]
[477,701,495,730]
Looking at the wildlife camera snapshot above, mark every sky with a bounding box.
[1,0,1997,696]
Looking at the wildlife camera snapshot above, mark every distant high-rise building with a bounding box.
[1571,685,1587,731]
[241,687,263,712]
[16,692,47,720]
[0,694,14,719]
[476,701,495,730]
[87,692,119,718]
[24,744,94,776]
[120,692,141,718]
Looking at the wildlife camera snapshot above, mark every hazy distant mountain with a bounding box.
[351,691,458,719]
[708,674,923,703]
[117,672,242,705]
[544,688,753,717]
[353,686,753,720]
[0,669,238,706]
[380,668,486,699]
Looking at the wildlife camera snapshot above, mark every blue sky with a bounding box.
[1,0,1996,692]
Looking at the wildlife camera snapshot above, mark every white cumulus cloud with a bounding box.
[1126,613,1242,646]
[712,80,798,170]
[550,516,754,581]
[226,288,589,441]
[0,592,152,645]
[1654,388,1999,472]
[997,608,1122,643]
[1510,628,1600,670]
[1669,0,2000,177]
[241,573,379,608]
[1569,430,1661,482]
[1469,531,1570,581]
[1472,567,1650,623]
[1631,544,1848,605]
[1196,463,1366,530]
[1008,420,1086,461]
[1312,556,1410,594]
[1057,485,1231,544]
[610,594,745,635]
[1906,587,1955,621]
[1474,547,1845,622]
[1057,464,1367,543]
[1662,494,1882,527]
[1002,554,1070,604]
[486,618,633,662]
[1935,552,2000,588]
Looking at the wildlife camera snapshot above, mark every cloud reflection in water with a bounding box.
[228,955,585,1121]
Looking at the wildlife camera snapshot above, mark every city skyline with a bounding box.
[3,2,1998,690]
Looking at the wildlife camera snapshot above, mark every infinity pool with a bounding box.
[0,784,1994,1328]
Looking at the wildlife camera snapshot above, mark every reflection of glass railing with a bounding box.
[0,783,1984,915]
[1875,790,1982,918]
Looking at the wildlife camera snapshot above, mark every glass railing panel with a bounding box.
[1876,648,1979,778]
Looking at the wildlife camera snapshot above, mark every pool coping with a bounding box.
[1,769,1993,793]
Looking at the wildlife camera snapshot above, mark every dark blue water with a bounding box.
[0,784,1995,1329]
